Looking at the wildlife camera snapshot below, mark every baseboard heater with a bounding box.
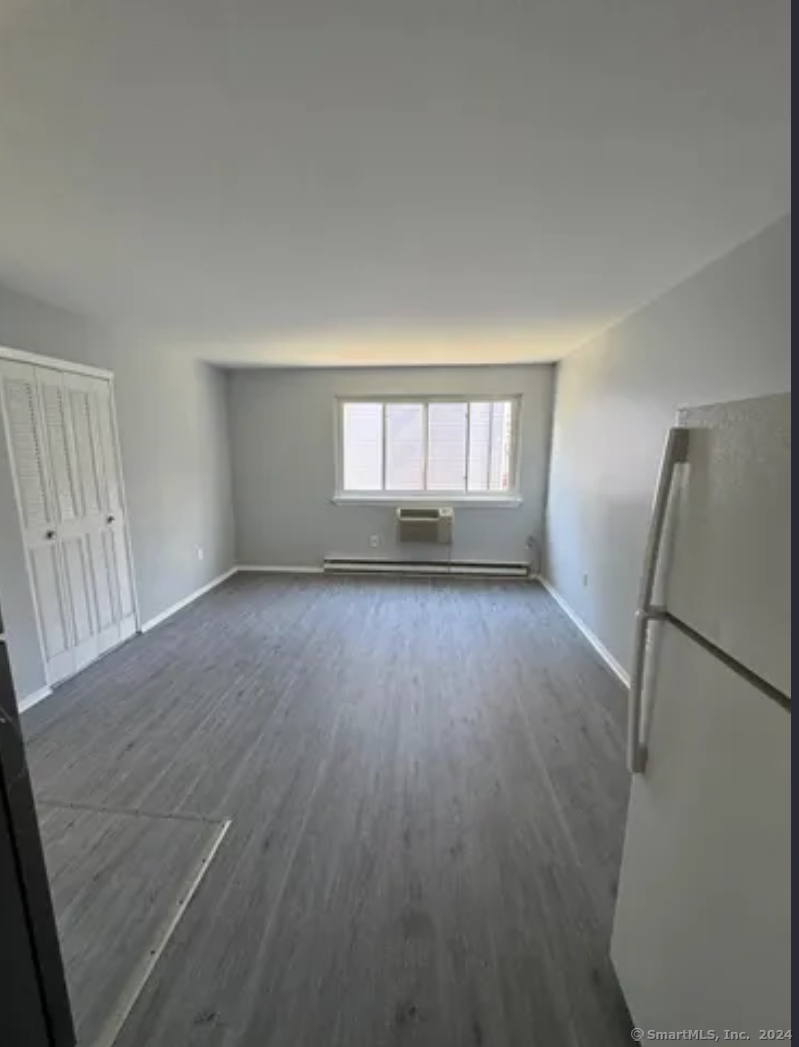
[322,556,530,579]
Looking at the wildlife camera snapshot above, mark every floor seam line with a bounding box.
[36,796,229,827]
[93,818,232,1047]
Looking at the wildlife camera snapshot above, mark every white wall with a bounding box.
[544,215,791,674]
[0,283,235,699]
[228,366,554,568]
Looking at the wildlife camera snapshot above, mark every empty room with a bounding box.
[0,2,790,1046]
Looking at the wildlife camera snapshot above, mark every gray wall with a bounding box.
[0,284,235,699]
[228,366,554,567]
[544,215,791,675]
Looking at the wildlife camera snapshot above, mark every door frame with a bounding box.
[0,345,142,686]
[1,634,75,1046]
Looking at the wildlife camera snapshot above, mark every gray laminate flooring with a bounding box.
[36,802,226,1047]
[23,575,632,1047]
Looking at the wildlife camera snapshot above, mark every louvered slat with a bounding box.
[70,389,102,515]
[2,376,51,528]
[40,379,79,522]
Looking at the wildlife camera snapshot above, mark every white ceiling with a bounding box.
[0,0,791,366]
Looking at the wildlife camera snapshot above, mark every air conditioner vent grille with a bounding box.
[396,507,453,544]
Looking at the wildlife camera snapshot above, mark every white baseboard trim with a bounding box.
[237,564,324,574]
[538,577,630,688]
[19,684,53,714]
[141,567,238,633]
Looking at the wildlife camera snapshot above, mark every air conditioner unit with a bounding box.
[396,507,453,545]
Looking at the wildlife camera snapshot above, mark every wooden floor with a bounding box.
[23,575,632,1047]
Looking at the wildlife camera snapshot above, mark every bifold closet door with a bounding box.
[36,366,106,674]
[64,372,136,648]
[0,360,136,686]
[0,361,75,684]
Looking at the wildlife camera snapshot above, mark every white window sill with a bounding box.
[331,493,523,508]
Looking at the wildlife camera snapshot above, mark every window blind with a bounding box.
[340,398,517,496]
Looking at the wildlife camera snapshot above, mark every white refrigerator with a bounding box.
[611,393,791,1039]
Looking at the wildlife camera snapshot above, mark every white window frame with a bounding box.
[333,394,523,507]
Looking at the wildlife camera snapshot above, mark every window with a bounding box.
[338,397,519,500]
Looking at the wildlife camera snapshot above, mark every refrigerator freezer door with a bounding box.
[611,624,791,1037]
[669,393,790,697]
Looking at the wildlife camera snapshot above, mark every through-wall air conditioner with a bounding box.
[396,507,453,545]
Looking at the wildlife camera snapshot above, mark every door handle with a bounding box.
[628,426,690,774]
[106,515,115,524]
[45,530,57,540]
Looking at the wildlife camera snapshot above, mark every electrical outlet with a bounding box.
[369,535,379,548]
[197,546,204,561]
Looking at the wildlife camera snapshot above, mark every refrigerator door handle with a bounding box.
[628,426,690,773]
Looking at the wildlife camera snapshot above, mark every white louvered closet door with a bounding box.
[0,362,75,683]
[36,365,108,674]
[64,373,136,647]
[95,379,136,642]
[1,360,137,686]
